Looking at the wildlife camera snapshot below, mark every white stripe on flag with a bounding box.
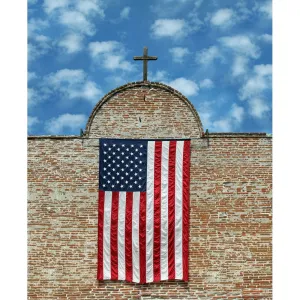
[161,141,169,280]
[118,192,126,280]
[103,191,112,279]
[132,192,140,283]
[175,141,184,279]
[146,141,155,283]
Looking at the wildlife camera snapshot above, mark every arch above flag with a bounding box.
[97,138,190,283]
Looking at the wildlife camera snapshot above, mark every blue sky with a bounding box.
[28,0,272,135]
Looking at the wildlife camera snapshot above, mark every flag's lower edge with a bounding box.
[96,277,188,284]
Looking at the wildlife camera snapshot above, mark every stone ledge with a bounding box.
[28,135,81,139]
[28,133,272,139]
[205,133,271,138]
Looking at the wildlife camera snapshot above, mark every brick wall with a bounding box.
[28,82,272,299]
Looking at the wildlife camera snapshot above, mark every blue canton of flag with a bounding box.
[99,139,147,192]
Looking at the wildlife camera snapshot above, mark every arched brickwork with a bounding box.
[85,81,203,138]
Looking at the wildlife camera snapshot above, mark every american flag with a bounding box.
[97,138,190,283]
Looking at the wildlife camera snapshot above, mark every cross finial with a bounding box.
[133,47,158,82]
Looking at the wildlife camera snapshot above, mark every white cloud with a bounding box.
[232,55,249,77]
[210,103,245,132]
[120,7,131,19]
[198,101,245,132]
[59,11,95,36]
[219,35,260,59]
[210,8,236,27]
[150,0,196,18]
[88,41,134,71]
[230,103,245,123]
[35,35,50,43]
[88,41,119,57]
[235,0,252,20]
[45,114,87,134]
[248,98,270,119]
[28,72,37,82]
[28,69,103,108]
[167,77,199,96]
[47,69,85,85]
[28,88,39,107]
[76,0,105,17]
[212,119,233,132]
[196,46,222,65]
[199,78,214,89]
[31,1,106,61]
[28,18,49,37]
[159,0,192,3]
[239,76,269,100]
[28,18,51,61]
[42,0,104,40]
[151,19,188,39]
[169,47,190,63]
[187,1,203,31]
[256,1,272,19]
[259,34,272,43]
[150,70,169,82]
[28,75,48,107]
[234,62,271,121]
[239,64,272,100]
[194,0,203,9]
[200,111,213,130]
[197,100,215,130]
[28,116,39,132]
[43,0,70,14]
[58,33,84,53]
[104,55,133,71]
[80,81,103,101]
[45,69,102,104]
[254,64,272,77]
[28,35,52,61]
[105,75,128,86]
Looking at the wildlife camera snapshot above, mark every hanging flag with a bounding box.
[97,138,190,283]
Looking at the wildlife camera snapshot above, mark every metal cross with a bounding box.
[133,47,158,81]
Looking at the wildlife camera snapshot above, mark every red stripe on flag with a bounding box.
[153,141,162,282]
[125,192,133,282]
[182,140,190,281]
[139,192,147,283]
[97,190,105,280]
[111,192,119,280]
[168,140,177,280]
